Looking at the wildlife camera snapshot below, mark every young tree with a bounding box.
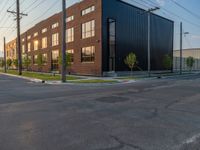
[58,53,72,67]
[0,59,5,68]
[186,56,195,71]
[23,56,31,70]
[36,54,43,72]
[124,52,137,76]
[13,59,18,69]
[6,59,12,70]
[163,54,173,71]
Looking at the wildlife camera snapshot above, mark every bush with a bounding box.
[13,59,18,68]
[6,59,12,69]
[0,59,5,68]
[36,54,43,72]
[163,54,173,70]
[23,56,31,70]
[186,56,195,71]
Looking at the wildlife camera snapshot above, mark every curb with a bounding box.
[0,72,43,83]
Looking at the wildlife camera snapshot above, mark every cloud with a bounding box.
[156,0,165,6]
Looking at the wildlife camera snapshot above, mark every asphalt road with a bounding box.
[0,74,200,150]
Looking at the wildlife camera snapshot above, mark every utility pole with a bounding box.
[16,0,22,75]
[180,22,183,75]
[7,0,27,75]
[61,0,67,82]
[3,37,7,73]
[179,22,189,75]
[147,7,160,77]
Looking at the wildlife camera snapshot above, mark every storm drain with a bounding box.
[95,96,129,103]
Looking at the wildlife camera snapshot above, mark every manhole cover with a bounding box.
[96,96,129,103]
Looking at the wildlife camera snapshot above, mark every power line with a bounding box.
[146,0,200,28]
[22,0,40,13]
[0,0,10,15]
[170,0,200,21]
[22,0,59,27]
[25,0,48,14]
[0,27,15,29]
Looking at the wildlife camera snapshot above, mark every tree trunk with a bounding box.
[131,68,133,77]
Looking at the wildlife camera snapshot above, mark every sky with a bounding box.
[0,0,200,57]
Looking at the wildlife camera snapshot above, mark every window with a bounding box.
[27,35,31,40]
[52,22,59,29]
[81,46,95,62]
[52,33,59,46]
[51,50,59,71]
[66,28,74,43]
[33,55,38,65]
[34,32,38,37]
[42,28,47,33]
[42,53,48,64]
[82,6,95,16]
[82,20,95,39]
[28,42,31,52]
[42,37,48,49]
[34,40,39,50]
[22,45,25,53]
[22,38,25,42]
[66,49,74,63]
[66,15,74,22]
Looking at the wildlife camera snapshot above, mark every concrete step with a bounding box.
[103,71,118,77]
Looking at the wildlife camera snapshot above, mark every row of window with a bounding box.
[66,20,95,42]
[22,33,59,52]
[21,20,95,52]
[24,22,59,41]
[26,46,95,65]
[22,5,95,42]
[65,5,95,23]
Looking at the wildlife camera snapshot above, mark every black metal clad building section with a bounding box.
[150,14,174,70]
[102,0,174,72]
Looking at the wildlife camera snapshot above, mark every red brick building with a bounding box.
[7,0,102,76]
[6,0,174,76]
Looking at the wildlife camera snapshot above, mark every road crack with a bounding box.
[97,135,145,150]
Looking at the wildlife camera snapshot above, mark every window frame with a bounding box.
[52,33,59,46]
[42,37,48,49]
[82,20,95,39]
[33,40,39,51]
[66,27,74,43]
[81,46,95,63]
[81,5,95,16]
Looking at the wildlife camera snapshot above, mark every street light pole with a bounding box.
[180,22,189,75]
[180,22,183,75]
[147,7,160,77]
[61,0,67,82]
[147,12,151,77]
[3,37,7,73]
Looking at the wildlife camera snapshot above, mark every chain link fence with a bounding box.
[173,49,200,71]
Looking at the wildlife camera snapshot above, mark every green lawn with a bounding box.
[0,69,79,81]
[71,79,118,84]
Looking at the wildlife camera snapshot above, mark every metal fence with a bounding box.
[173,57,200,71]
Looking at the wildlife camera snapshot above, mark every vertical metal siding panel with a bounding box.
[102,0,173,72]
